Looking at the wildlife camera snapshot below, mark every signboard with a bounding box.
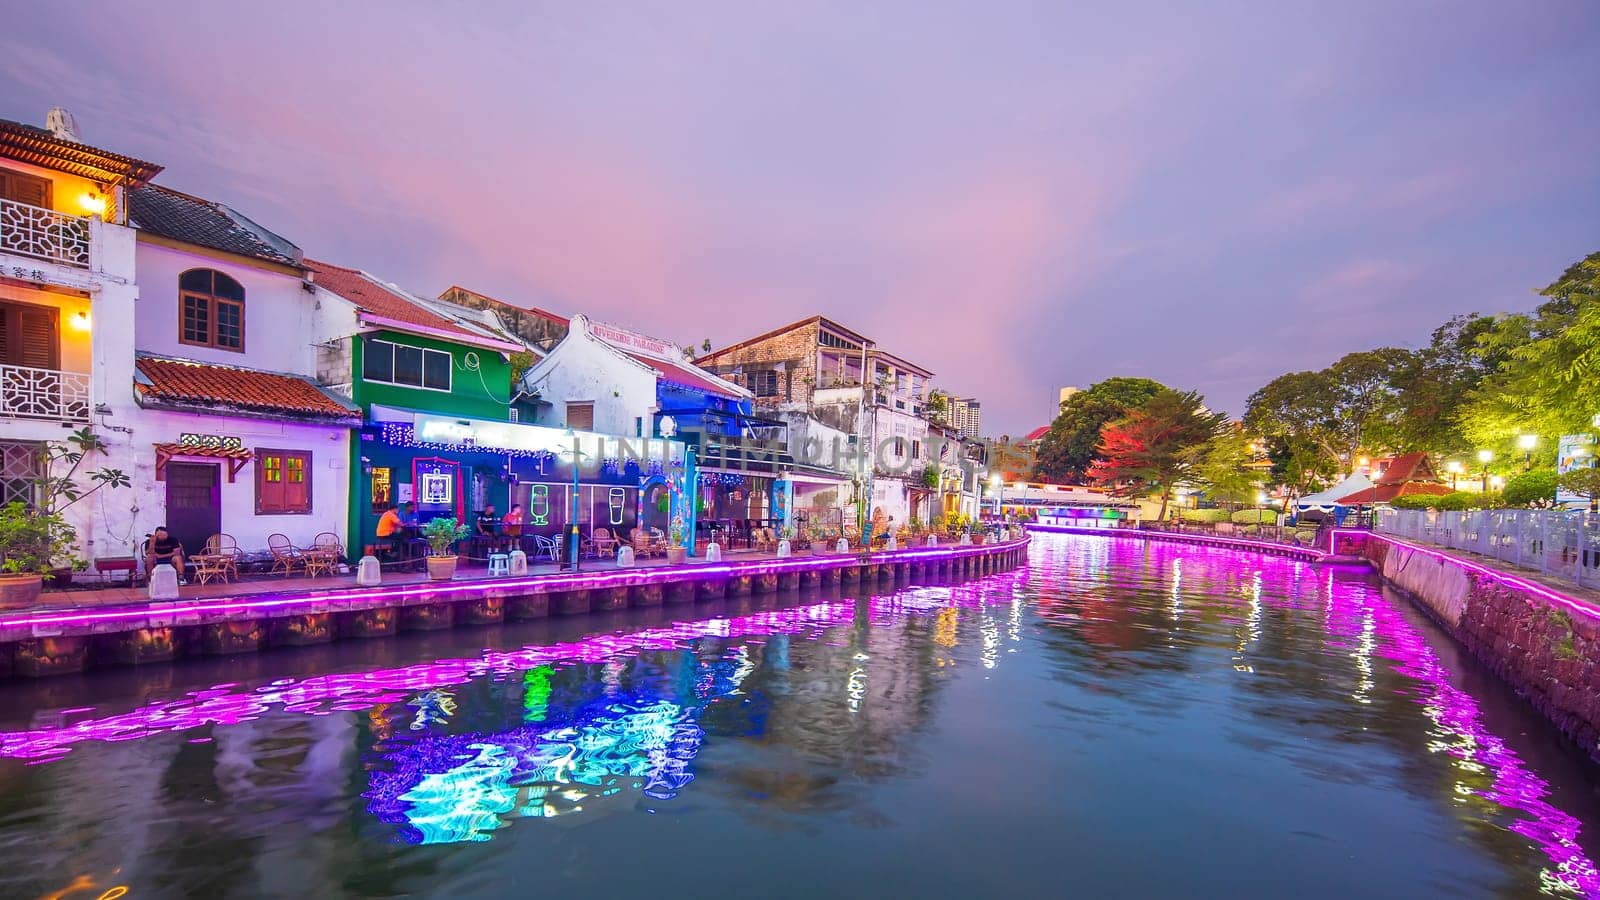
[1557,433,1596,507]
[589,321,675,356]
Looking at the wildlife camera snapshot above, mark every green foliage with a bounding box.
[508,350,538,386]
[1559,467,1600,501]
[421,517,468,555]
[1230,508,1277,524]
[1196,430,1261,506]
[1177,508,1228,523]
[1502,469,1559,507]
[1244,349,1415,469]
[1032,377,1166,483]
[1090,389,1229,519]
[920,466,941,489]
[1390,491,1499,511]
[0,502,74,578]
[925,391,949,425]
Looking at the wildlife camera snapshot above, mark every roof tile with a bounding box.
[135,356,356,421]
[129,184,300,266]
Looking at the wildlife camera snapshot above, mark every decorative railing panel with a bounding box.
[0,198,91,268]
[1377,507,1600,588]
[0,364,90,422]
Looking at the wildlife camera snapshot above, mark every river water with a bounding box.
[0,532,1596,899]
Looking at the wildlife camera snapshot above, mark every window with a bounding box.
[256,448,312,514]
[566,402,594,430]
[0,300,58,369]
[0,170,51,208]
[0,441,43,507]
[370,466,392,513]
[178,269,245,351]
[752,370,780,398]
[362,338,451,391]
[818,330,861,352]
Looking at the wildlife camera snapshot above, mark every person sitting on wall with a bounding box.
[145,526,185,581]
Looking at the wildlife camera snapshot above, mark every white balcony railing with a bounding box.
[1,364,90,422]
[0,197,92,268]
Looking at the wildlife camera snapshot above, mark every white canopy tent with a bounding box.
[1295,473,1374,512]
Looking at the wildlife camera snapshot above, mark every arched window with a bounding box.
[179,269,244,351]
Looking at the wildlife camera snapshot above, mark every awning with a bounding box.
[371,407,685,465]
[153,442,252,483]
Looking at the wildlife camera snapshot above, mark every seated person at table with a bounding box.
[502,504,525,535]
[476,504,499,536]
[145,526,185,578]
[376,502,416,540]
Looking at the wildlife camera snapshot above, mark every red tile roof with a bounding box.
[135,356,357,422]
[1335,481,1453,506]
[1374,451,1436,485]
[1023,426,1050,443]
[623,351,744,399]
[306,259,482,341]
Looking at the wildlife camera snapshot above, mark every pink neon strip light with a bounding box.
[0,539,1027,633]
[1330,529,1600,623]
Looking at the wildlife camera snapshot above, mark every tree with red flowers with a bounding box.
[1089,390,1229,520]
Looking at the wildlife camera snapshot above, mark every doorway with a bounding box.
[166,462,221,556]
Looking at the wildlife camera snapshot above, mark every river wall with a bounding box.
[1334,530,1600,764]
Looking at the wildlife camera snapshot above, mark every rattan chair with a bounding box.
[268,533,305,576]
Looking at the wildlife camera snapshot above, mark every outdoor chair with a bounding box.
[268,533,305,576]
[199,533,241,582]
[304,532,343,578]
[533,534,561,562]
[192,536,233,586]
[592,527,619,557]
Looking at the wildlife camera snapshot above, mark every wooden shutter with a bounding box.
[284,453,311,513]
[257,451,284,513]
[566,402,594,430]
[0,302,58,369]
[0,171,51,208]
[257,450,311,514]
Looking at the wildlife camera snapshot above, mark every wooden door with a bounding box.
[166,462,221,557]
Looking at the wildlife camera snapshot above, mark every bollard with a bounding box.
[886,535,898,551]
[836,538,849,553]
[356,555,383,586]
[706,542,723,562]
[509,549,529,576]
[776,539,792,558]
[926,534,939,547]
[617,546,636,567]
[958,532,972,546]
[148,563,179,600]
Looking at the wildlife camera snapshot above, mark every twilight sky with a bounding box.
[5,2,1597,433]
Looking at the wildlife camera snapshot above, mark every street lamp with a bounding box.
[1518,434,1538,470]
[988,472,1002,518]
[1477,449,1494,492]
[1445,460,1463,490]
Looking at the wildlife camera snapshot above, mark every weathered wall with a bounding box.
[1353,535,1600,763]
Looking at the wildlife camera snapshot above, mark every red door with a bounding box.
[166,462,221,557]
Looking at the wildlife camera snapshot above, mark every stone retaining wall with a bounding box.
[1338,531,1600,764]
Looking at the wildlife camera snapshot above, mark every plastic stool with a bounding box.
[488,553,510,576]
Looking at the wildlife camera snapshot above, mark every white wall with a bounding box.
[134,241,317,372]
[521,315,657,435]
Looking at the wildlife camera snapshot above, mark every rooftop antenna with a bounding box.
[46,107,81,142]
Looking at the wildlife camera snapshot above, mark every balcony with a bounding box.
[0,197,91,268]
[1,363,90,422]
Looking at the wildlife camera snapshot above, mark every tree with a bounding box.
[1088,389,1229,520]
[1244,370,1346,468]
[925,390,950,425]
[1559,467,1600,511]
[1386,315,1501,457]
[1244,349,1413,469]
[1196,430,1262,508]
[701,338,712,352]
[1461,252,1600,447]
[1033,377,1166,483]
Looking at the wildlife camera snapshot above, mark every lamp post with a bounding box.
[560,433,590,572]
[989,472,1002,518]
[1477,449,1494,493]
[1518,434,1538,471]
[1445,460,1462,490]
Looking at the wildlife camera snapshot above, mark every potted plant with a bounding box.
[421,517,468,580]
[806,524,831,553]
[666,513,688,565]
[0,430,128,609]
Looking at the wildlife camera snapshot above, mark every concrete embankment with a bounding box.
[0,538,1029,679]
[1335,530,1600,763]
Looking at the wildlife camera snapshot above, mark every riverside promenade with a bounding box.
[0,536,1030,678]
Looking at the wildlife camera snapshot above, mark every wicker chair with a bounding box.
[268,533,305,576]
[304,532,343,578]
[591,527,619,558]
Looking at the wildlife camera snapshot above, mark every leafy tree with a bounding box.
[925,390,949,425]
[1461,252,1600,448]
[1245,370,1346,468]
[1386,315,1501,456]
[1033,377,1166,483]
[1502,469,1558,507]
[1088,389,1229,520]
[1559,467,1600,510]
[1245,349,1412,468]
[1265,435,1336,500]
[1195,429,1261,508]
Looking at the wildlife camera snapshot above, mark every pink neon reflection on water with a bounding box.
[0,601,859,763]
[1319,571,1600,897]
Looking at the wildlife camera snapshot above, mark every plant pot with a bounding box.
[810,541,829,553]
[425,555,458,581]
[49,567,72,588]
[0,573,44,609]
[666,546,688,565]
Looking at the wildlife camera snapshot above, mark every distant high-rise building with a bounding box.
[949,397,982,439]
[1059,386,1080,406]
